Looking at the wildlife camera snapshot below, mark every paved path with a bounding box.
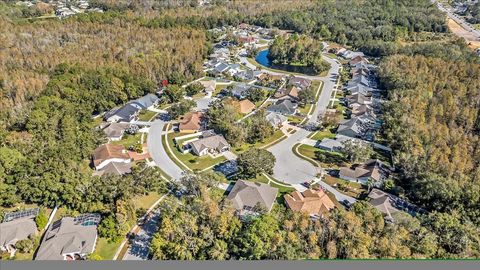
[122,208,161,260]
[147,120,184,180]
[267,55,341,185]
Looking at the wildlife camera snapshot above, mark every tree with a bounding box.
[244,110,274,144]
[167,99,195,119]
[35,208,48,230]
[98,215,120,241]
[185,82,204,96]
[298,87,316,106]
[237,148,276,178]
[165,84,185,102]
[245,88,265,103]
[15,235,37,253]
[340,140,374,163]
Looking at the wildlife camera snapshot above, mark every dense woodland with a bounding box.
[1,0,480,259]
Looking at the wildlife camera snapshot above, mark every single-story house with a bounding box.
[289,77,312,90]
[351,104,375,118]
[267,99,298,116]
[227,64,242,76]
[104,102,143,123]
[92,162,132,177]
[226,180,278,216]
[284,189,335,218]
[134,93,159,110]
[0,212,38,253]
[178,112,206,133]
[265,112,288,128]
[214,62,230,74]
[336,117,368,138]
[232,99,256,114]
[189,134,230,156]
[92,144,131,170]
[339,159,387,185]
[200,80,216,93]
[317,138,345,152]
[35,214,100,260]
[230,83,251,99]
[102,123,129,141]
[274,85,301,101]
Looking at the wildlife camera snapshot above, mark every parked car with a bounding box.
[341,199,352,209]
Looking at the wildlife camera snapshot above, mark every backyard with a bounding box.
[322,175,367,199]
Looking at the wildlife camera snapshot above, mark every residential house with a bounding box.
[226,180,278,216]
[265,112,288,128]
[317,138,345,152]
[92,144,131,170]
[347,74,370,89]
[134,93,159,110]
[349,55,369,66]
[104,102,143,123]
[178,112,206,133]
[350,104,375,118]
[232,99,256,114]
[348,84,374,97]
[200,80,216,93]
[339,159,388,185]
[213,62,230,74]
[336,117,369,138]
[92,162,132,177]
[35,214,100,260]
[227,64,242,76]
[347,92,372,107]
[230,83,251,99]
[102,123,129,141]
[274,85,301,101]
[267,99,298,116]
[289,77,312,90]
[235,69,262,81]
[189,135,230,156]
[0,211,38,253]
[284,189,335,218]
[368,188,425,222]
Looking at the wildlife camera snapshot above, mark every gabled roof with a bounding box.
[284,189,335,216]
[265,112,287,127]
[230,83,251,97]
[227,180,278,214]
[349,55,369,66]
[92,162,132,177]
[337,117,366,136]
[368,189,400,219]
[103,123,129,139]
[347,92,372,106]
[189,135,230,154]
[340,159,386,182]
[0,217,37,247]
[274,85,301,99]
[289,77,312,89]
[179,112,205,131]
[93,144,130,167]
[134,94,159,109]
[214,62,230,73]
[35,216,99,260]
[267,99,297,115]
[104,102,142,122]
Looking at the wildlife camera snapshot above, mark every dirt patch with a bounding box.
[447,19,480,50]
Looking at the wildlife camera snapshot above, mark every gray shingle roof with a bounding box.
[134,94,159,109]
[267,99,297,115]
[226,180,278,214]
[0,217,37,248]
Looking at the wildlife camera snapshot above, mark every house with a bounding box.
[351,104,375,118]
[336,117,369,138]
[227,64,242,76]
[347,92,372,107]
[267,99,298,115]
[104,102,143,123]
[347,74,370,88]
[200,80,216,93]
[289,77,312,90]
[265,112,288,128]
[178,112,206,133]
[274,85,301,101]
[92,162,132,177]
[238,36,256,45]
[102,123,129,141]
[230,83,251,99]
[349,55,369,66]
[284,189,335,217]
[235,69,262,81]
[213,62,230,74]
[317,138,345,152]
[189,135,230,156]
[339,159,388,185]
[0,210,38,253]
[134,93,159,109]
[368,188,425,221]
[226,180,278,216]
[92,144,131,170]
[35,214,101,260]
[348,84,374,97]
[232,99,256,114]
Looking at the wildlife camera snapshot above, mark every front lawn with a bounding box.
[231,130,285,154]
[112,133,142,149]
[95,237,122,260]
[138,110,157,121]
[167,132,226,171]
[132,192,162,210]
[296,144,348,168]
[310,128,336,141]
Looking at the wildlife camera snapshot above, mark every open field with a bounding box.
[447,18,480,50]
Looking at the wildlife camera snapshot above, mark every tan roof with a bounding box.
[189,135,230,154]
[93,144,129,167]
[274,86,300,99]
[179,112,204,131]
[232,99,255,114]
[340,160,385,182]
[200,80,216,92]
[368,189,399,219]
[284,189,335,216]
[103,123,129,138]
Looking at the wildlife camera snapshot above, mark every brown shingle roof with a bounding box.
[284,189,335,216]
[232,99,256,114]
[93,144,129,167]
[179,112,204,132]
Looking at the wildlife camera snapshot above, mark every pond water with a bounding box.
[254,49,315,75]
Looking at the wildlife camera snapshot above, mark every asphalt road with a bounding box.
[267,55,341,185]
[147,120,184,180]
[122,209,161,260]
[433,0,480,39]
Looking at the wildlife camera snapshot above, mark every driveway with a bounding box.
[267,55,341,185]
[122,209,161,260]
[147,120,184,180]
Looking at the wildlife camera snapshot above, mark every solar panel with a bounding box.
[2,208,39,223]
[73,213,101,226]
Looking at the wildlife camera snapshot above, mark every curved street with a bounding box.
[267,55,341,185]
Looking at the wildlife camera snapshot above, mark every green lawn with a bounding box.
[167,132,226,171]
[214,84,226,95]
[231,130,285,154]
[323,175,367,199]
[296,144,348,168]
[138,110,157,121]
[132,192,162,210]
[95,237,122,260]
[287,115,303,124]
[310,128,336,141]
[111,133,142,149]
[298,104,312,115]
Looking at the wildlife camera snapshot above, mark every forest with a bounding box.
[0,0,479,259]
